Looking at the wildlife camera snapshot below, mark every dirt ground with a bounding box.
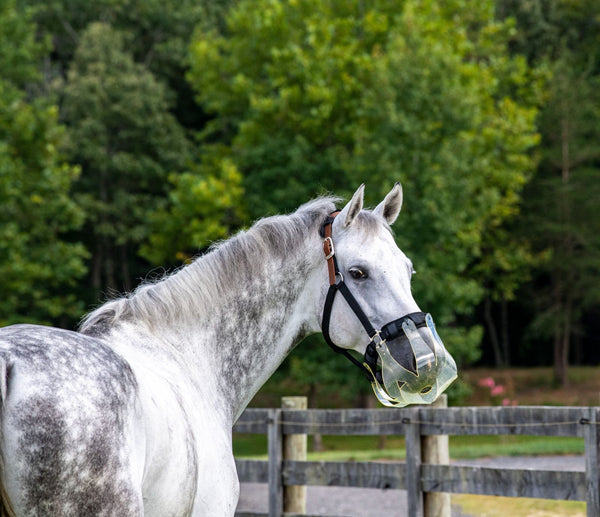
[461,366,600,407]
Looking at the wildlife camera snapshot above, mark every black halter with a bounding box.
[320,212,428,383]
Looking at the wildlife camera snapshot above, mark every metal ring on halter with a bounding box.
[369,330,384,348]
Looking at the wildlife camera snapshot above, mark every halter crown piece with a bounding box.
[320,212,457,407]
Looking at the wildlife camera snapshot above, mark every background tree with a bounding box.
[188,0,543,373]
[59,22,193,293]
[20,0,242,304]
[24,0,234,128]
[139,148,246,265]
[0,0,87,326]
[498,0,600,385]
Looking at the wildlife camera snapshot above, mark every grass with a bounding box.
[452,495,585,517]
[233,433,584,461]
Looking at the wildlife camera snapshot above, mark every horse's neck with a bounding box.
[130,233,324,422]
[205,248,322,420]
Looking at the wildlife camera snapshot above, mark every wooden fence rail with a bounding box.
[233,404,600,517]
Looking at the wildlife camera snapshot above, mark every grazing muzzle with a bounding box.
[363,312,457,407]
[320,213,457,407]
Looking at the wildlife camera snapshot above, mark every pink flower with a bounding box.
[478,377,495,389]
[491,385,506,396]
[502,398,518,406]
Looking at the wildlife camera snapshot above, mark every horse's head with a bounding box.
[317,184,457,407]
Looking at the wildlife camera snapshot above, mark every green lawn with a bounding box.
[233,433,584,461]
[452,495,585,517]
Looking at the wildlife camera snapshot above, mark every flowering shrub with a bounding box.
[477,377,517,406]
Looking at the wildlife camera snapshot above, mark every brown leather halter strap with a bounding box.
[322,211,340,285]
[320,212,377,379]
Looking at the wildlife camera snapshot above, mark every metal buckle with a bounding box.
[370,331,385,348]
[323,236,335,260]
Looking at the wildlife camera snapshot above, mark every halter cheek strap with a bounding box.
[321,212,377,380]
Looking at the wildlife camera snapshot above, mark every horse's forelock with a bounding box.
[353,209,391,235]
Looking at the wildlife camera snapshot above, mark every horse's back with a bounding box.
[0,324,144,516]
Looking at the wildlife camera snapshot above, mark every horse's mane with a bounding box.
[79,196,340,336]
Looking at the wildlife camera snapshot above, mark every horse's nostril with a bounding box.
[420,385,432,395]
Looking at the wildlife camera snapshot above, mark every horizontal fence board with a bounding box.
[422,464,586,501]
[234,409,271,434]
[235,408,415,435]
[280,408,414,436]
[237,459,407,490]
[237,459,586,501]
[235,513,350,517]
[236,459,269,483]
[416,406,589,437]
[283,460,406,490]
[234,406,591,437]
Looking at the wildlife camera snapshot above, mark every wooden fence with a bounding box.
[233,401,600,517]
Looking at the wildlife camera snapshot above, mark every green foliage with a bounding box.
[188,0,543,366]
[25,0,234,127]
[0,0,87,326]
[0,0,246,314]
[0,0,47,87]
[140,148,246,264]
[499,0,600,382]
[60,22,193,291]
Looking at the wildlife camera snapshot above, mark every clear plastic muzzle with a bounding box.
[365,314,457,407]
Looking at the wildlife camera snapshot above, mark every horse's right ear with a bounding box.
[339,184,365,228]
[373,182,403,225]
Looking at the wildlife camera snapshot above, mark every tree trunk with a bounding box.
[121,244,131,292]
[92,239,103,291]
[500,297,510,367]
[560,293,573,387]
[483,296,504,367]
[552,107,572,388]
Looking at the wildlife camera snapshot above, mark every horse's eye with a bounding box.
[349,268,368,280]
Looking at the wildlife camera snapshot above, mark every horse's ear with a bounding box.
[339,184,365,228]
[373,182,403,225]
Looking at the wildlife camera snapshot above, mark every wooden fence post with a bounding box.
[268,408,283,517]
[405,408,424,517]
[282,396,307,514]
[422,395,450,517]
[584,406,600,517]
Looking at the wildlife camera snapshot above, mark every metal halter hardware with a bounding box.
[320,211,457,407]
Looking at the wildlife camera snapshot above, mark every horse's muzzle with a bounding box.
[364,313,457,407]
